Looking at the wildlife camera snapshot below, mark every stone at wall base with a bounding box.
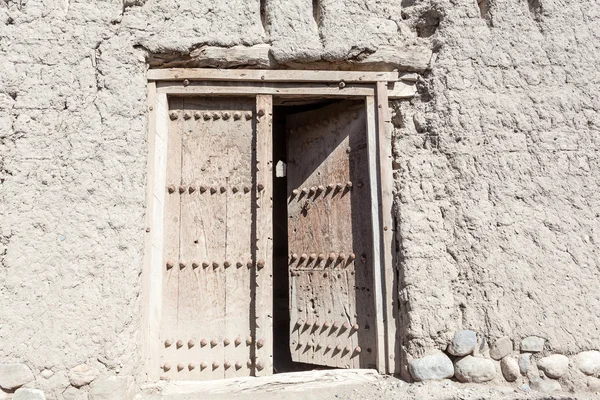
[575,351,600,376]
[89,376,133,400]
[500,356,519,382]
[408,352,454,381]
[0,364,35,391]
[13,389,46,400]
[521,337,545,353]
[537,354,569,379]
[62,387,89,400]
[530,377,561,393]
[454,356,496,383]
[518,354,531,375]
[587,377,600,392]
[69,365,100,388]
[447,330,477,356]
[490,337,513,360]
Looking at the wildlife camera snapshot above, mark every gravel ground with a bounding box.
[142,371,599,400]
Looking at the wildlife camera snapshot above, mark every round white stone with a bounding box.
[490,336,513,360]
[537,354,569,379]
[501,356,519,382]
[454,356,497,383]
[0,364,34,391]
[13,389,46,400]
[521,336,545,353]
[447,330,477,357]
[574,350,600,376]
[408,352,454,381]
[69,364,100,388]
[530,377,561,393]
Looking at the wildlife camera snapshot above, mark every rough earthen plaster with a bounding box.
[392,0,600,382]
[0,0,598,397]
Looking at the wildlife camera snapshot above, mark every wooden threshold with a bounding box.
[148,68,398,83]
[141,369,380,396]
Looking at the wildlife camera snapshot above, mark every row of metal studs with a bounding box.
[292,343,362,357]
[164,337,264,348]
[162,360,265,371]
[169,110,254,121]
[294,320,360,333]
[166,260,265,270]
[290,252,356,263]
[167,184,265,194]
[292,270,356,278]
[291,182,353,197]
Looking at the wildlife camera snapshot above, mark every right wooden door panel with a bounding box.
[286,101,377,369]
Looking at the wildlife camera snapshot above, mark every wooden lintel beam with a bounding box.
[148,68,398,83]
[156,81,376,97]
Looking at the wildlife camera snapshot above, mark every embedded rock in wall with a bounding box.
[40,370,54,380]
[519,354,531,375]
[537,355,569,379]
[408,352,454,381]
[500,357,519,382]
[530,377,561,393]
[574,351,600,376]
[454,356,496,383]
[89,376,133,400]
[0,364,34,391]
[521,337,545,353]
[447,330,477,356]
[13,389,46,400]
[490,337,513,360]
[588,377,600,392]
[68,365,100,388]
[62,387,89,400]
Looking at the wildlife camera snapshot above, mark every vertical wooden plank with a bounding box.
[254,95,273,376]
[365,95,387,374]
[159,97,183,379]
[222,99,255,379]
[178,99,217,380]
[143,82,158,381]
[376,82,397,374]
[192,102,227,382]
[150,93,169,381]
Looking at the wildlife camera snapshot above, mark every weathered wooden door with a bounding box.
[159,96,273,380]
[286,101,377,369]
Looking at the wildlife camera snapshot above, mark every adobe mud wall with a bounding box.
[0,0,598,398]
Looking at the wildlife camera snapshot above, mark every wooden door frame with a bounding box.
[143,69,416,381]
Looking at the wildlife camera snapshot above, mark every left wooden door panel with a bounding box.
[159,97,265,380]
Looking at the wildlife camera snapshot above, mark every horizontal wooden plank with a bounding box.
[156,82,376,97]
[149,69,398,83]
